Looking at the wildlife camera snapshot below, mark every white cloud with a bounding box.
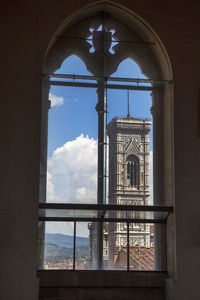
[46,134,97,236]
[46,221,74,236]
[45,221,89,237]
[46,134,97,204]
[49,92,64,107]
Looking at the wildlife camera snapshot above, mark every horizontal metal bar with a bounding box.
[39,203,173,212]
[38,268,167,274]
[49,80,154,91]
[57,36,156,46]
[38,216,166,224]
[39,285,165,288]
[44,73,171,85]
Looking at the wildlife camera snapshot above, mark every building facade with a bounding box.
[88,116,152,269]
[107,117,152,267]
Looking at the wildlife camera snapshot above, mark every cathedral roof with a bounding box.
[115,246,154,270]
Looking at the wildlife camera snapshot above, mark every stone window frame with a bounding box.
[39,2,175,275]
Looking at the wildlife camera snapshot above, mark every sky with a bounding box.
[45,55,153,236]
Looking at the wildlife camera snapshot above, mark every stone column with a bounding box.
[96,79,107,269]
[37,77,50,269]
[151,87,166,271]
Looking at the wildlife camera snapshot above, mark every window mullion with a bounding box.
[96,78,107,269]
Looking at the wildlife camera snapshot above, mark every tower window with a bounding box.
[126,155,139,187]
[127,161,136,186]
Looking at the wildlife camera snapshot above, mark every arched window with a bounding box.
[126,154,139,187]
[39,3,174,273]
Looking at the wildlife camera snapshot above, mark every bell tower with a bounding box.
[107,117,152,267]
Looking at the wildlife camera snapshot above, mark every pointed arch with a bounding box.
[40,1,174,273]
[126,154,139,187]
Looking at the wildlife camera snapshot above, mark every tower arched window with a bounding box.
[126,155,139,187]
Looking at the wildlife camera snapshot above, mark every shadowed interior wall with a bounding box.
[1,1,200,299]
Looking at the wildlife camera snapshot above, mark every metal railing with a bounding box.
[38,203,172,271]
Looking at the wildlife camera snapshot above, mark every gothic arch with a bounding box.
[44,1,172,81]
[42,2,174,207]
[126,154,139,187]
[41,1,175,273]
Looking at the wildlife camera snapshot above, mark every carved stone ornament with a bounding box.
[91,29,112,57]
[125,138,140,154]
[45,11,159,78]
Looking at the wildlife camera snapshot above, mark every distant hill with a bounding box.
[45,243,73,258]
[45,233,89,248]
[44,243,89,262]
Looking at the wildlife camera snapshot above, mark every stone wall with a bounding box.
[1,1,200,299]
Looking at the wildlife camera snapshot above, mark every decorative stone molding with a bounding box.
[45,11,160,78]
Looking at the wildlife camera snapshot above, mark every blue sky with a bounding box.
[48,55,152,157]
[46,55,153,235]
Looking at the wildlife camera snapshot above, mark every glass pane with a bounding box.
[107,89,152,205]
[47,85,98,204]
[107,59,153,208]
[46,56,98,205]
[39,208,168,221]
[75,222,91,270]
[107,222,127,270]
[87,221,127,270]
[105,59,153,271]
[105,210,168,221]
[54,55,93,76]
[128,223,154,270]
[39,208,100,219]
[43,222,74,270]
